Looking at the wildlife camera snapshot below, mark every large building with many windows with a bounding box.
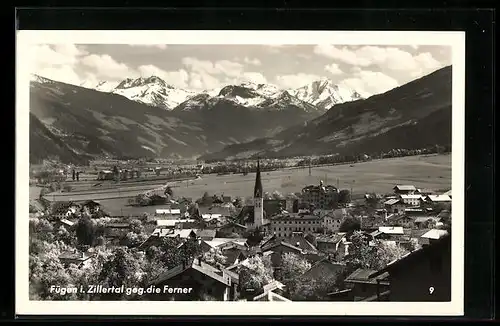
[269,213,323,238]
[300,181,339,209]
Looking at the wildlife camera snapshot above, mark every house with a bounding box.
[155,208,182,219]
[404,208,428,216]
[421,195,452,204]
[414,216,440,229]
[263,199,287,217]
[261,240,305,268]
[165,229,199,240]
[51,201,81,220]
[300,258,346,283]
[441,190,452,198]
[344,268,390,301]
[221,246,247,266]
[301,181,339,209]
[387,214,414,228]
[79,200,101,215]
[269,213,323,238]
[199,205,234,219]
[399,194,423,206]
[360,214,386,231]
[104,223,131,242]
[217,222,248,237]
[205,238,249,251]
[59,250,94,268]
[315,233,349,260]
[147,256,235,301]
[197,229,217,241]
[156,219,198,229]
[97,170,114,180]
[420,229,449,246]
[369,234,451,301]
[384,199,406,214]
[282,231,318,252]
[253,280,290,301]
[55,218,76,230]
[321,209,347,233]
[393,185,417,195]
[253,290,291,302]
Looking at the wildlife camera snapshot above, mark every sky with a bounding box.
[30,43,451,97]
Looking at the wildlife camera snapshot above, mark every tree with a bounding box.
[291,273,338,301]
[202,248,227,266]
[75,217,98,246]
[338,189,351,204]
[272,191,285,200]
[238,255,274,295]
[344,231,410,273]
[98,247,146,300]
[164,186,173,198]
[339,216,361,233]
[365,193,379,208]
[276,252,311,296]
[233,197,243,208]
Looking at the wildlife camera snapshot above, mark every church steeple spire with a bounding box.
[254,158,263,198]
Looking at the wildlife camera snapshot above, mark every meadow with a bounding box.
[38,154,452,217]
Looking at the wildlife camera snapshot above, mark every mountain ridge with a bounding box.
[200,65,453,161]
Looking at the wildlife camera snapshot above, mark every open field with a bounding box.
[37,154,451,217]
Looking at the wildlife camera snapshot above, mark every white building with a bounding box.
[399,194,423,206]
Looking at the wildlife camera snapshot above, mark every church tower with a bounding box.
[253,159,264,228]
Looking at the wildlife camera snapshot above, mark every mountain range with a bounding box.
[79,76,361,112]
[201,65,452,161]
[28,66,451,165]
[29,74,361,164]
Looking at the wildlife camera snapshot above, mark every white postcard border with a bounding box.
[16,30,465,316]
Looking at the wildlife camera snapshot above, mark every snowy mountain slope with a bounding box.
[290,78,363,110]
[111,76,196,110]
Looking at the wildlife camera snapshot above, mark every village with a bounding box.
[29,160,452,302]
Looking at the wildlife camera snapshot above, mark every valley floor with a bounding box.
[34,154,451,217]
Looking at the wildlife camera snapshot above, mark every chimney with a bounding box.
[198,255,203,265]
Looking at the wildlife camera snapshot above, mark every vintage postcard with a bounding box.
[16,30,465,316]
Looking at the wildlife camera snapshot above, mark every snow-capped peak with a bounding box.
[290,79,363,110]
[79,75,195,110]
[30,74,54,84]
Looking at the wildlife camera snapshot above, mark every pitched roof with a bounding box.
[400,194,423,199]
[253,290,291,302]
[414,216,439,224]
[384,199,402,206]
[282,235,318,252]
[425,195,452,202]
[370,234,451,278]
[301,258,346,279]
[316,233,346,244]
[345,268,389,285]
[197,229,217,239]
[199,205,233,216]
[421,228,449,240]
[393,185,417,191]
[261,240,303,253]
[220,221,247,230]
[378,226,404,235]
[153,258,231,287]
[59,219,75,227]
[223,248,245,266]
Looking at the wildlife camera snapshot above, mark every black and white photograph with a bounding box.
[16,30,465,316]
